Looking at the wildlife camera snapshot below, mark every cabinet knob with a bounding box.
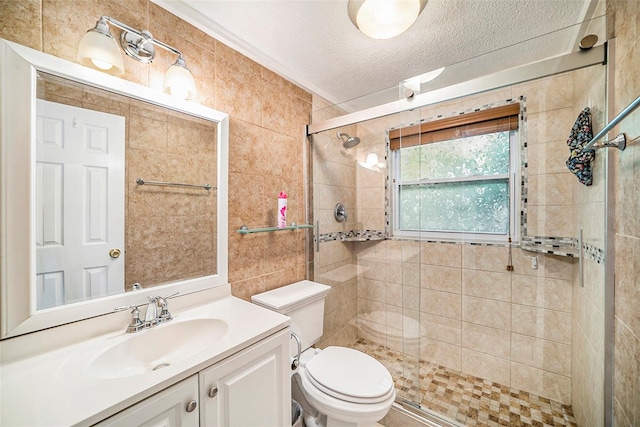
[186,400,197,413]
[208,386,218,398]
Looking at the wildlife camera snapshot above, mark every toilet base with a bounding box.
[305,413,379,427]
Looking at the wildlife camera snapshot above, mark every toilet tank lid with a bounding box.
[251,280,331,313]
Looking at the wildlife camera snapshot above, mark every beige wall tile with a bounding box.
[420,242,461,267]
[421,338,462,372]
[527,172,575,207]
[614,318,639,427]
[514,72,575,114]
[462,322,510,359]
[511,333,571,377]
[511,362,571,404]
[0,0,42,50]
[359,278,386,303]
[420,264,461,294]
[401,241,421,263]
[462,296,511,330]
[421,313,461,346]
[462,269,511,302]
[461,244,510,272]
[512,275,572,312]
[512,304,572,344]
[614,235,640,338]
[462,348,510,385]
[402,263,420,287]
[527,139,572,175]
[420,289,462,320]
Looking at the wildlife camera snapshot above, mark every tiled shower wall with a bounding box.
[314,64,608,407]
[570,48,608,427]
[312,97,360,349]
[1,0,312,299]
[609,1,640,427]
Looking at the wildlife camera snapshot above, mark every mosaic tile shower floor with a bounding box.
[352,338,578,427]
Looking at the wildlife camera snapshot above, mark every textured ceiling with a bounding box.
[155,0,602,108]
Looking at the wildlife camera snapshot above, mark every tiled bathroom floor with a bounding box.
[352,338,578,427]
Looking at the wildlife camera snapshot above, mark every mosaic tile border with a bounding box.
[521,236,579,258]
[318,230,385,243]
[521,235,605,264]
[318,230,605,264]
[583,241,605,264]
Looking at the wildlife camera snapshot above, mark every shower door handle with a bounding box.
[315,220,320,252]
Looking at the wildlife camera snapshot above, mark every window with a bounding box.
[389,103,520,242]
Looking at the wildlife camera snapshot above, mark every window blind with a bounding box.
[389,102,520,150]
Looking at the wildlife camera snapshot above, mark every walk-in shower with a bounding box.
[308,15,609,427]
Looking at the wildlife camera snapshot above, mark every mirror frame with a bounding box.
[0,39,229,339]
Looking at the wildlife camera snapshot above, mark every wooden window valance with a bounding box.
[389,103,520,150]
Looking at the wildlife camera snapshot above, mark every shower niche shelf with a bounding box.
[236,224,313,234]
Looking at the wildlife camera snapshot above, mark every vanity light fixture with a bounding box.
[78,16,197,100]
[348,0,427,39]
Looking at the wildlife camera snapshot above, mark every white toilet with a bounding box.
[252,280,395,427]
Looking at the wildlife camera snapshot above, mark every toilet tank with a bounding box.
[251,280,331,352]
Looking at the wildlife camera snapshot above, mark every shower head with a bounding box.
[337,132,361,148]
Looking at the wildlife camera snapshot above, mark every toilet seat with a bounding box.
[304,346,394,404]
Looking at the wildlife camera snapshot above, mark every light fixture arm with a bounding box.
[97,15,185,63]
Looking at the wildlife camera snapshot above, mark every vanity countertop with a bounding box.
[0,292,290,426]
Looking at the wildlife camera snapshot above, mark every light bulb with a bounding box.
[91,58,113,70]
[77,27,125,75]
[163,58,196,100]
[351,0,422,39]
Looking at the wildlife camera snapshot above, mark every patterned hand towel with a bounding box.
[566,107,595,186]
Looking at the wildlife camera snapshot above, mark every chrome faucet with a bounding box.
[144,296,158,328]
[115,291,179,333]
[156,295,173,324]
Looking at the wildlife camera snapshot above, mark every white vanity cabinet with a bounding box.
[93,328,290,427]
[94,376,200,427]
[199,328,291,426]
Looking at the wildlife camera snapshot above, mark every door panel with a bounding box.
[35,99,125,308]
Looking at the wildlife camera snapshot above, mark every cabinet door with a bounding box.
[95,376,199,427]
[200,328,291,427]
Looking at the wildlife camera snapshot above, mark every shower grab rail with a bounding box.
[583,93,640,151]
[135,177,213,191]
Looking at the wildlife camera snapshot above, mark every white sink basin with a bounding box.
[87,318,228,379]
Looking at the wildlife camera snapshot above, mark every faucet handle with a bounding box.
[115,305,145,333]
[156,292,179,324]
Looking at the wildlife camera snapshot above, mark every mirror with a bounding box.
[0,39,229,338]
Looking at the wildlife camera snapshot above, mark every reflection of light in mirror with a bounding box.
[365,152,379,166]
[358,152,385,170]
[403,67,445,93]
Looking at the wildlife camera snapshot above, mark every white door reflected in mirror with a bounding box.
[36,100,125,309]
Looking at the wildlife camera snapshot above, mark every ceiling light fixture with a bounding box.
[348,0,427,39]
[78,16,197,100]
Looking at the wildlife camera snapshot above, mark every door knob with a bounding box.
[109,248,121,259]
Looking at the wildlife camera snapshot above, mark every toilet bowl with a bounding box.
[297,347,395,426]
[252,280,395,427]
